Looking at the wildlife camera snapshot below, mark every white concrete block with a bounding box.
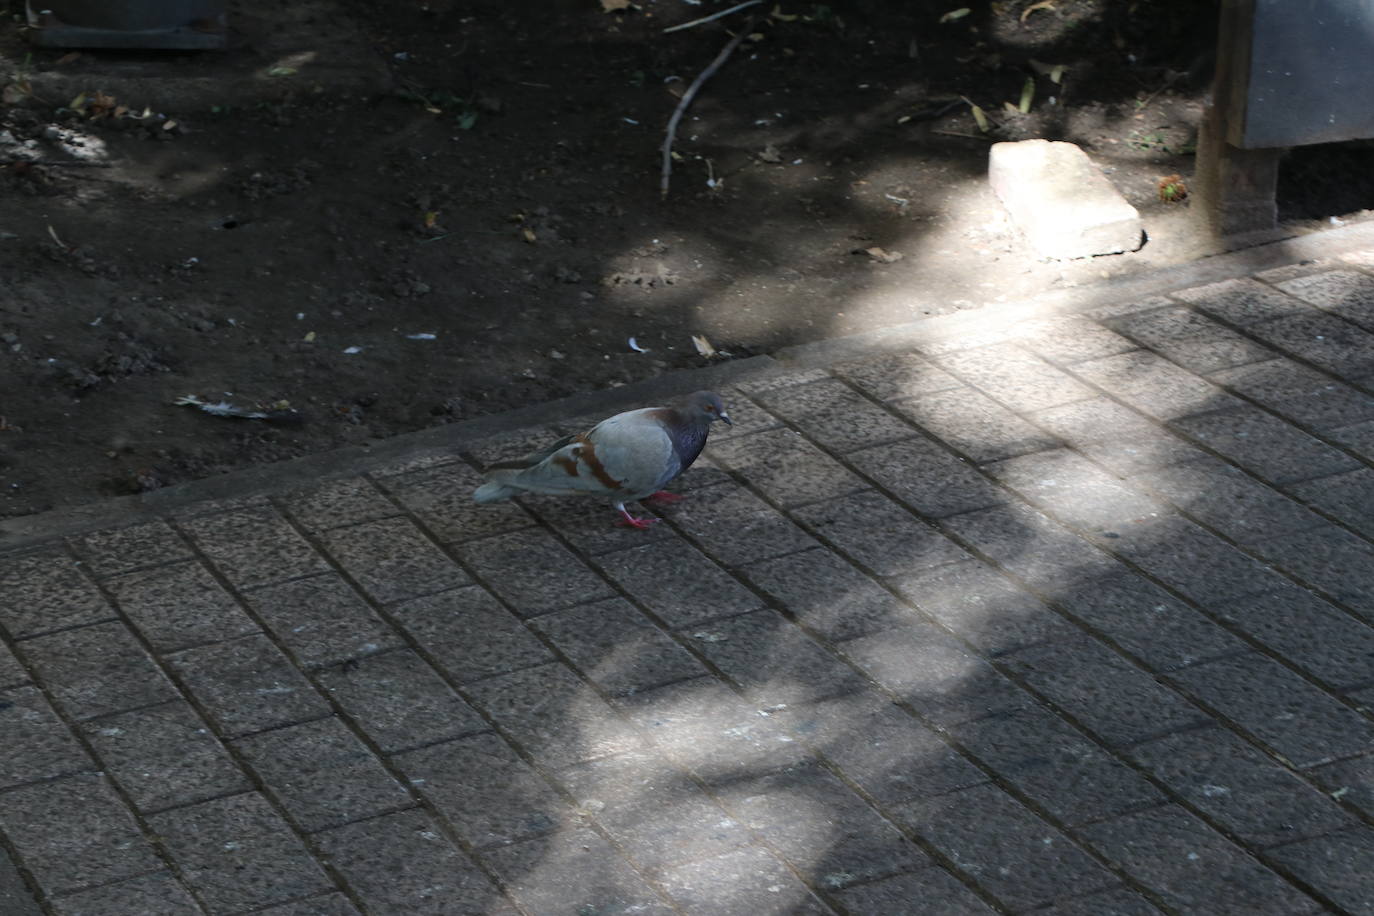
[989,139,1144,259]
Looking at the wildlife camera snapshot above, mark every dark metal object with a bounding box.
[25,0,227,50]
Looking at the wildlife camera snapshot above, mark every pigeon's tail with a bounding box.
[473,472,522,504]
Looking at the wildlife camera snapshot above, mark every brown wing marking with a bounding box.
[575,434,624,491]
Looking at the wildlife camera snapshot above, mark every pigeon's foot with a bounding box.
[645,490,685,505]
[615,508,659,529]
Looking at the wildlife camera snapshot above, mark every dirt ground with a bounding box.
[0,0,1368,518]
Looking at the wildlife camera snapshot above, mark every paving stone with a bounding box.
[166,633,330,738]
[1248,525,1374,620]
[0,549,112,639]
[1329,417,1374,461]
[48,871,202,916]
[1109,518,1287,607]
[106,560,259,652]
[833,350,964,402]
[1130,458,1325,547]
[463,425,560,467]
[0,641,25,689]
[1011,314,1138,365]
[894,559,1078,656]
[950,705,1162,826]
[463,662,642,768]
[68,521,191,577]
[1170,405,1360,485]
[235,717,412,831]
[319,516,470,605]
[0,685,92,789]
[892,386,1061,464]
[840,621,1032,727]
[1246,309,1374,377]
[1170,652,1374,767]
[389,585,552,683]
[395,732,568,848]
[1107,306,1274,373]
[1275,267,1374,330]
[665,480,822,566]
[751,378,920,453]
[1072,349,1240,420]
[703,385,786,437]
[742,547,916,641]
[530,598,705,696]
[1265,828,1374,915]
[80,700,249,812]
[596,531,760,629]
[736,367,833,394]
[20,621,177,720]
[316,649,486,753]
[848,437,1008,518]
[895,782,1116,911]
[1130,726,1354,847]
[1034,886,1164,916]
[709,427,867,507]
[556,751,750,872]
[316,808,504,915]
[1001,634,1209,746]
[615,678,810,783]
[933,343,1097,412]
[1254,259,1343,284]
[1029,396,1206,475]
[148,792,333,915]
[280,477,399,532]
[381,462,535,543]
[252,893,361,916]
[792,489,969,579]
[0,773,160,895]
[1082,295,1177,321]
[830,867,997,915]
[1077,804,1322,915]
[0,846,46,916]
[518,490,678,555]
[939,501,1117,593]
[457,529,611,616]
[245,572,402,669]
[1210,583,1374,691]
[659,845,834,915]
[1171,277,1308,325]
[486,826,675,916]
[1287,466,1374,539]
[985,448,1165,536]
[180,506,329,591]
[1309,753,1374,820]
[684,608,867,705]
[1209,358,1374,431]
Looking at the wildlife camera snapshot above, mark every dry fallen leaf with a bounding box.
[860,246,903,264]
[601,0,632,11]
[521,227,537,243]
[940,8,971,22]
[692,334,718,358]
[1020,0,1055,24]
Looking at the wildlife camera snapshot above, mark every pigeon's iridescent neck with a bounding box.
[664,410,711,470]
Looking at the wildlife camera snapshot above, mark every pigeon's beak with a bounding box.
[718,411,733,427]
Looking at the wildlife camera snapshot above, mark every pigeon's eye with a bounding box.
[705,404,716,412]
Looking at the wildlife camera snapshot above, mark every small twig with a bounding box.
[663,0,763,34]
[661,23,753,199]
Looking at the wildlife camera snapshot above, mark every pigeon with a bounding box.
[473,390,732,527]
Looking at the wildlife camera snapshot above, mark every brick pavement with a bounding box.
[4,246,1374,914]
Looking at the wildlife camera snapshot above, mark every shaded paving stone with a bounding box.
[1129,726,1354,848]
[658,845,834,915]
[1000,635,1209,746]
[831,867,997,915]
[389,585,551,684]
[840,621,1032,727]
[932,343,1096,412]
[180,506,329,591]
[485,826,675,916]
[1011,314,1138,365]
[1309,753,1374,820]
[776,692,988,805]
[252,893,361,916]
[596,532,761,630]
[0,773,161,895]
[316,649,487,753]
[462,426,560,467]
[1329,417,1374,462]
[834,350,964,402]
[0,549,112,639]
[894,559,1078,656]
[148,792,332,915]
[463,662,642,768]
[753,377,919,450]
[1169,406,1359,485]
[519,491,677,556]
[1247,525,1374,621]
[1265,828,1374,915]
[555,751,750,872]
[106,560,258,653]
[1209,358,1374,432]
[80,700,248,812]
[68,520,191,577]
[246,572,402,668]
[280,477,399,533]
[717,760,927,890]
[457,529,612,616]
[530,598,706,697]
[1077,804,1323,915]
[47,871,202,916]
[1287,466,1374,539]
[381,461,535,544]
[892,385,1061,464]
[1035,886,1164,915]
[166,633,330,738]
[0,642,25,689]
[1106,306,1274,373]
[1245,309,1374,377]
[742,547,915,641]
[950,705,1162,826]
[320,517,470,605]
[939,501,1118,593]
[1210,583,1374,691]
[234,717,412,832]
[316,808,504,914]
[792,490,969,578]
[849,437,1008,518]
[0,685,92,789]
[1171,277,1308,325]
[395,732,568,849]
[1275,267,1374,330]
[985,448,1165,536]
[615,678,811,784]
[1108,518,1288,607]
[1167,652,1374,767]
[0,845,41,916]
[19,620,177,720]
[684,609,867,705]
[662,481,821,566]
[1030,396,1207,476]
[895,783,1116,911]
[1071,349,1240,420]
[709,427,868,507]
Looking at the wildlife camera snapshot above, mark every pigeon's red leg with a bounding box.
[645,490,685,505]
[615,506,658,529]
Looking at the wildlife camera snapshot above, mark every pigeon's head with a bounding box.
[684,390,733,426]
